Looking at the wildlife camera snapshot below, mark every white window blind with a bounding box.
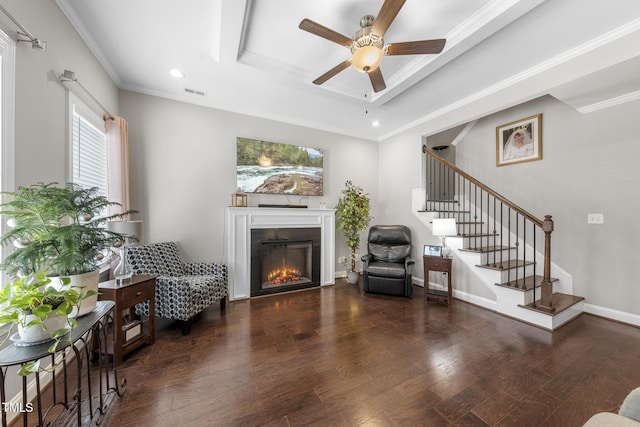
[69,94,107,198]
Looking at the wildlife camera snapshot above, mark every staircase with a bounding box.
[417,147,584,331]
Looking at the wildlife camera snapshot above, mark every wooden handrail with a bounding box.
[422,145,543,227]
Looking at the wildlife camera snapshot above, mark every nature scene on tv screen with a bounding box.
[236,137,323,196]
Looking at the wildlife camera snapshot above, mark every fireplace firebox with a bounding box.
[251,228,321,297]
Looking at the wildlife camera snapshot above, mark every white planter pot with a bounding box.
[50,270,100,317]
[18,312,67,343]
[347,271,360,284]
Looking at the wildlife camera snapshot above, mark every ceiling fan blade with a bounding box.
[386,39,446,56]
[299,19,353,47]
[313,60,352,86]
[368,67,386,93]
[371,0,406,36]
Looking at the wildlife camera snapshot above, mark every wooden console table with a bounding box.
[423,256,453,305]
[98,274,156,366]
[0,300,125,427]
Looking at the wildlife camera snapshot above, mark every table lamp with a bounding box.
[432,218,457,258]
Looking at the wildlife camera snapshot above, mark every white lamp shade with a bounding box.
[432,218,457,237]
[351,45,383,72]
[107,220,143,243]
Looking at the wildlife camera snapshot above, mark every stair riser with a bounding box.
[496,265,536,283]
[477,249,517,264]
[461,235,504,248]
[496,285,536,307]
[456,223,492,235]
[475,264,536,282]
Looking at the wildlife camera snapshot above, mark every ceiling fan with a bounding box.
[299,0,446,93]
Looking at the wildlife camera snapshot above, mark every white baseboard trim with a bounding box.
[584,303,640,327]
[452,289,498,311]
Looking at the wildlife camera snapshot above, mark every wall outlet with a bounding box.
[338,256,347,264]
[587,213,604,224]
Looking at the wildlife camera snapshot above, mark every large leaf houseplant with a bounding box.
[0,273,88,374]
[0,182,137,316]
[335,180,371,284]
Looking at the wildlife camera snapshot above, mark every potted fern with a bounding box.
[0,182,137,316]
[335,180,371,284]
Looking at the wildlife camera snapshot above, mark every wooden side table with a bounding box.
[98,274,156,365]
[423,256,453,305]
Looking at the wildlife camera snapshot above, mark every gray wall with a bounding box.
[456,96,640,316]
[377,95,640,321]
[118,90,379,266]
[0,0,118,187]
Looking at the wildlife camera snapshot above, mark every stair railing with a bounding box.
[422,145,555,312]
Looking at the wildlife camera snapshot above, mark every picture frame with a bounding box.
[424,245,443,257]
[496,113,542,166]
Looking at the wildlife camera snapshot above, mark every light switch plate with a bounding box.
[587,213,604,224]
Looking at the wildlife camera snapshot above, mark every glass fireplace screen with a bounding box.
[260,241,312,290]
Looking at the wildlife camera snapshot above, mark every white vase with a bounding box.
[50,270,100,317]
[113,248,133,281]
[18,312,67,343]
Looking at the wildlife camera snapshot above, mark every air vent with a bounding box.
[184,88,207,96]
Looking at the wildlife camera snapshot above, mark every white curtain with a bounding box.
[105,115,130,214]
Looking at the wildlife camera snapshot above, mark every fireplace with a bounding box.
[251,228,321,297]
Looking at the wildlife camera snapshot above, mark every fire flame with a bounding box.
[267,266,302,284]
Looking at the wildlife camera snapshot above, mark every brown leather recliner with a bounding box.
[361,225,414,298]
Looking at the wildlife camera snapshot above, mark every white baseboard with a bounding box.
[452,289,498,311]
[584,303,640,327]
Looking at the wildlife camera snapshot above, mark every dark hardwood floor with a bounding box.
[58,280,640,426]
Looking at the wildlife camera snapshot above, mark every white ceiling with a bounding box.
[55,0,640,141]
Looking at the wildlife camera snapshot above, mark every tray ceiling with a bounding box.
[56,0,640,140]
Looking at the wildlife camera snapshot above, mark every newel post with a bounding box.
[537,215,556,313]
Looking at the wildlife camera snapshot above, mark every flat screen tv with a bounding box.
[236,137,323,196]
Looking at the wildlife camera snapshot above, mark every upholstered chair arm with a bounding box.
[405,257,415,273]
[620,387,640,422]
[361,254,373,265]
[184,262,227,277]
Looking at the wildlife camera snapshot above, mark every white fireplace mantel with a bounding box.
[224,207,336,300]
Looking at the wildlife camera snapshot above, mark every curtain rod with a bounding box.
[0,5,47,51]
[59,70,115,121]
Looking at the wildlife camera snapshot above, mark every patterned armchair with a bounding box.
[126,241,228,335]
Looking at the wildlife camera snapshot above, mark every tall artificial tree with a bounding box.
[335,180,371,272]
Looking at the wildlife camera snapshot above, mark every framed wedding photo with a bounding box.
[424,245,443,257]
[496,114,542,166]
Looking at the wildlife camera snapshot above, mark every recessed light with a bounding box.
[169,69,184,79]
[372,120,380,127]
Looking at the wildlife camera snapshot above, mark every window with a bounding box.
[68,92,107,197]
[0,30,15,286]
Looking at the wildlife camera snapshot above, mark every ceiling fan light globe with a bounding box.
[351,45,383,73]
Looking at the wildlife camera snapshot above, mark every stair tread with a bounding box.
[518,293,585,316]
[495,275,558,290]
[476,259,535,270]
[461,233,498,238]
[425,199,459,203]
[460,245,513,253]
[419,209,471,214]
